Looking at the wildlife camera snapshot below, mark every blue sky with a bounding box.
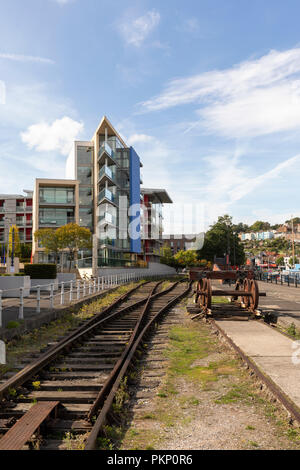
[1,0,300,232]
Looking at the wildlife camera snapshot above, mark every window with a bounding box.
[39,187,74,204]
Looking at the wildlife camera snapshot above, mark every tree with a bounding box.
[174,250,199,267]
[249,221,271,232]
[20,243,32,262]
[8,225,21,257]
[285,217,300,225]
[160,244,178,268]
[56,223,92,271]
[289,256,299,266]
[276,256,285,266]
[232,222,249,233]
[34,228,62,265]
[197,215,245,266]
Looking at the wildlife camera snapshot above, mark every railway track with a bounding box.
[0,279,191,450]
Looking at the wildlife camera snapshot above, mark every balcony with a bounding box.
[98,188,117,206]
[98,142,116,166]
[98,165,116,185]
[99,212,117,226]
[39,217,75,227]
[0,221,5,227]
[16,218,25,226]
[0,207,5,213]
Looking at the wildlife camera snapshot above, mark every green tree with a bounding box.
[232,222,249,233]
[249,220,271,232]
[56,223,92,271]
[285,217,300,225]
[160,244,178,268]
[197,215,245,266]
[174,250,199,267]
[8,225,21,257]
[276,256,285,266]
[19,243,32,262]
[34,228,62,265]
[289,256,299,266]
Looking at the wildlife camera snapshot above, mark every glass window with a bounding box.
[79,208,93,229]
[39,187,74,204]
[77,146,93,165]
[39,208,74,226]
[79,188,92,206]
[77,166,92,184]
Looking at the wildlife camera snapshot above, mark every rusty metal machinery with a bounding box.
[190,269,265,317]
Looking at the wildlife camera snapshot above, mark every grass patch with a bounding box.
[215,384,256,405]
[212,296,231,304]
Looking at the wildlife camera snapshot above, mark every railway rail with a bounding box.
[0,279,191,450]
[188,278,300,430]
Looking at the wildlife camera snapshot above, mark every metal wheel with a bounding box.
[242,279,250,308]
[249,279,259,311]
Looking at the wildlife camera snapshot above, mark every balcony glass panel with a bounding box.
[98,188,116,204]
[98,165,115,182]
[39,187,75,204]
[99,212,117,225]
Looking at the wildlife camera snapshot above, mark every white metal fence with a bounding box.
[0,272,170,328]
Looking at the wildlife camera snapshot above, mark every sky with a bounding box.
[1,0,300,233]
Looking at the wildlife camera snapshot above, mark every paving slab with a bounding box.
[215,320,300,408]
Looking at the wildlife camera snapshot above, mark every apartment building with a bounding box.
[32,179,79,263]
[0,191,33,246]
[162,234,197,254]
[240,231,275,241]
[29,116,172,269]
[140,188,172,263]
[73,116,143,269]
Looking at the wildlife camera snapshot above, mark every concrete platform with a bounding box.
[215,320,300,408]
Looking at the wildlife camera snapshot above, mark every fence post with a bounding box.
[102,277,104,290]
[50,284,54,310]
[69,280,73,303]
[77,280,81,300]
[19,287,24,320]
[83,280,86,297]
[36,286,41,314]
[296,277,298,288]
[89,280,92,295]
[281,275,283,285]
[0,290,2,328]
[61,282,65,305]
[93,279,96,294]
[288,275,290,287]
[98,277,100,292]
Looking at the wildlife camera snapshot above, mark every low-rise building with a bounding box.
[0,191,33,247]
[162,234,197,255]
[32,179,79,265]
[139,188,172,263]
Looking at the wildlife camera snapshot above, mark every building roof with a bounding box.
[141,188,173,204]
[92,115,128,148]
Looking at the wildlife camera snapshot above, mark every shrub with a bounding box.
[24,264,57,279]
[6,321,20,329]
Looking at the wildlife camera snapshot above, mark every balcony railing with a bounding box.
[16,218,25,225]
[99,212,117,226]
[98,165,116,184]
[98,188,116,205]
[39,218,75,226]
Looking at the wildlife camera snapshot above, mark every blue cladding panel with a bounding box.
[129,147,141,253]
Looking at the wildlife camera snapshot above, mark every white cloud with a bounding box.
[0,53,54,64]
[141,47,300,138]
[118,10,160,47]
[21,116,83,156]
[127,133,155,144]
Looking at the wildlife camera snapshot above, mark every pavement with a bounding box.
[215,320,300,409]
[257,281,300,329]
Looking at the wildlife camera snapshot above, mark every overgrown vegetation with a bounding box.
[0,282,140,379]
